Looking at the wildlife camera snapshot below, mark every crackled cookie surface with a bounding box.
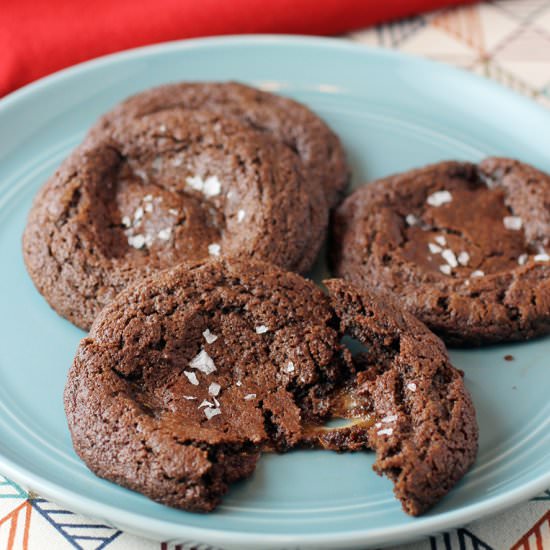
[64,258,350,512]
[331,158,550,345]
[313,279,478,516]
[88,81,349,208]
[65,258,477,515]
[23,109,322,330]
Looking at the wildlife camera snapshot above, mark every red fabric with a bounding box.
[1,0,476,97]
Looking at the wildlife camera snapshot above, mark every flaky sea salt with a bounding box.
[209,382,221,397]
[427,190,452,207]
[503,216,522,231]
[204,407,221,420]
[377,428,393,436]
[172,156,183,167]
[405,214,419,226]
[128,234,146,249]
[244,394,256,401]
[434,235,447,247]
[122,216,132,228]
[458,251,470,266]
[381,414,398,423]
[441,249,458,268]
[440,264,452,275]
[152,157,163,172]
[203,328,218,344]
[157,227,172,241]
[169,208,179,216]
[183,395,197,400]
[134,169,148,182]
[518,254,528,266]
[407,382,417,392]
[534,253,550,262]
[198,400,214,409]
[255,325,268,334]
[189,349,217,375]
[428,243,442,254]
[184,371,199,385]
[208,243,221,256]
[236,381,242,387]
[237,209,246,223]
[285,361,295,373]
[144,202,153,213]
[471,270,484,278]
[185,175,221,197]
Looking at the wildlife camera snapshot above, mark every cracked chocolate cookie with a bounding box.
[88,81,349,209]
[64,258,477,515]
[23,108,324,330]
[64,258,350,512]
[331,158,550,345]
[307,279,478,516]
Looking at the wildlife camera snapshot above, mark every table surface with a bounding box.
[1,1,550,549]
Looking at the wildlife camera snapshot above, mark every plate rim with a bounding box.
[1,34,550,548]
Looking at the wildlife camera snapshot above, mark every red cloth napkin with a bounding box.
[1,0,476,97]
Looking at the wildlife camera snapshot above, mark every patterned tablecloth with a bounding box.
[2,1,550,549]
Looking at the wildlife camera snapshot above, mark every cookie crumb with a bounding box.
[504,354,514,361]
[427,190,452,207]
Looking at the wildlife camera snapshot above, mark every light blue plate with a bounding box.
[0,36,549,549]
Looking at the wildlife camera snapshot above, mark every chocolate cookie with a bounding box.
[331,158,550,345]
[64,258,477,515]
[87,81,349,208]
[23,109,324,330]
[64,258,350,512]
[308,279,478,516]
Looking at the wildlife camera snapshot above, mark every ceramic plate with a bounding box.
[0,36,549,549]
